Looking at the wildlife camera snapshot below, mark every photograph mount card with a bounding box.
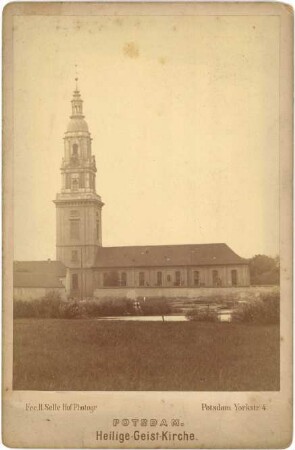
[2,1,293,448]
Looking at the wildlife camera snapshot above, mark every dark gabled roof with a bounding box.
[14,260,66,288]
[95,243,248,269]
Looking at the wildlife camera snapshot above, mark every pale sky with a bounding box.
[13,14,280,260]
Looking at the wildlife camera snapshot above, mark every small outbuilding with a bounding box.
[13,260,67,301]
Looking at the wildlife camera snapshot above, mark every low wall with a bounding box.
[14,287,67,302]
[94,285,279,301]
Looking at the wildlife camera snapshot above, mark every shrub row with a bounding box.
[14,292,172,319]
[232,292,279,324]
[186,292,280,324]
[14,291,279,323]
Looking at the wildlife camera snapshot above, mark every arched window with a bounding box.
[231,269,238,286]
[72,144,78,156]
[139,272,145,287]
[157,271,162,286]
[212,270,219,287]
[175,271,181,286]
[72,178,79,191]
[70,220,80,240]
[103,271,119,287]
[193,271,200,286]
[121,272,127,287]
[72,273,79,290]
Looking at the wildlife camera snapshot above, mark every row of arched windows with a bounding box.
[100,269,239,288]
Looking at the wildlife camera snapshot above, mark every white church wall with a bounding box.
[93,285,279,302]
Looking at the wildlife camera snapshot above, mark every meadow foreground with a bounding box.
[13,319,279,391]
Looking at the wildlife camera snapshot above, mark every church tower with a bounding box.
[54,79,104,297]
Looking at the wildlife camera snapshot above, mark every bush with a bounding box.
[136,297,172,316]
[186,307,217,322]
[94,298,134,316]
[232,292,279,324]
[14,300,36,318]
[34,291,64,318]
[81,301,103,317]
[14,291,64,319]
[59,302,84,319]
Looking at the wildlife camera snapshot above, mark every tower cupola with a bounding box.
[67,79,89,133]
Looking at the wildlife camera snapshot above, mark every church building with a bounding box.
[53,82,250,299]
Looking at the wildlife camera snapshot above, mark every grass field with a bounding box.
[13,319,279,391]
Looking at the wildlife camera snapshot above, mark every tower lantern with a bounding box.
[71,78,84,117]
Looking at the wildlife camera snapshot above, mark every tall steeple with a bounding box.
[60,79,98,195]
[54,78,104,297]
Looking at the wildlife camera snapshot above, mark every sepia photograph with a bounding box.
[2,2,293,448]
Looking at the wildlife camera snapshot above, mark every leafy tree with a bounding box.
[249,255,280,285]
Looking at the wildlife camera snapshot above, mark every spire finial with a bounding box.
[75,64,79,91]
